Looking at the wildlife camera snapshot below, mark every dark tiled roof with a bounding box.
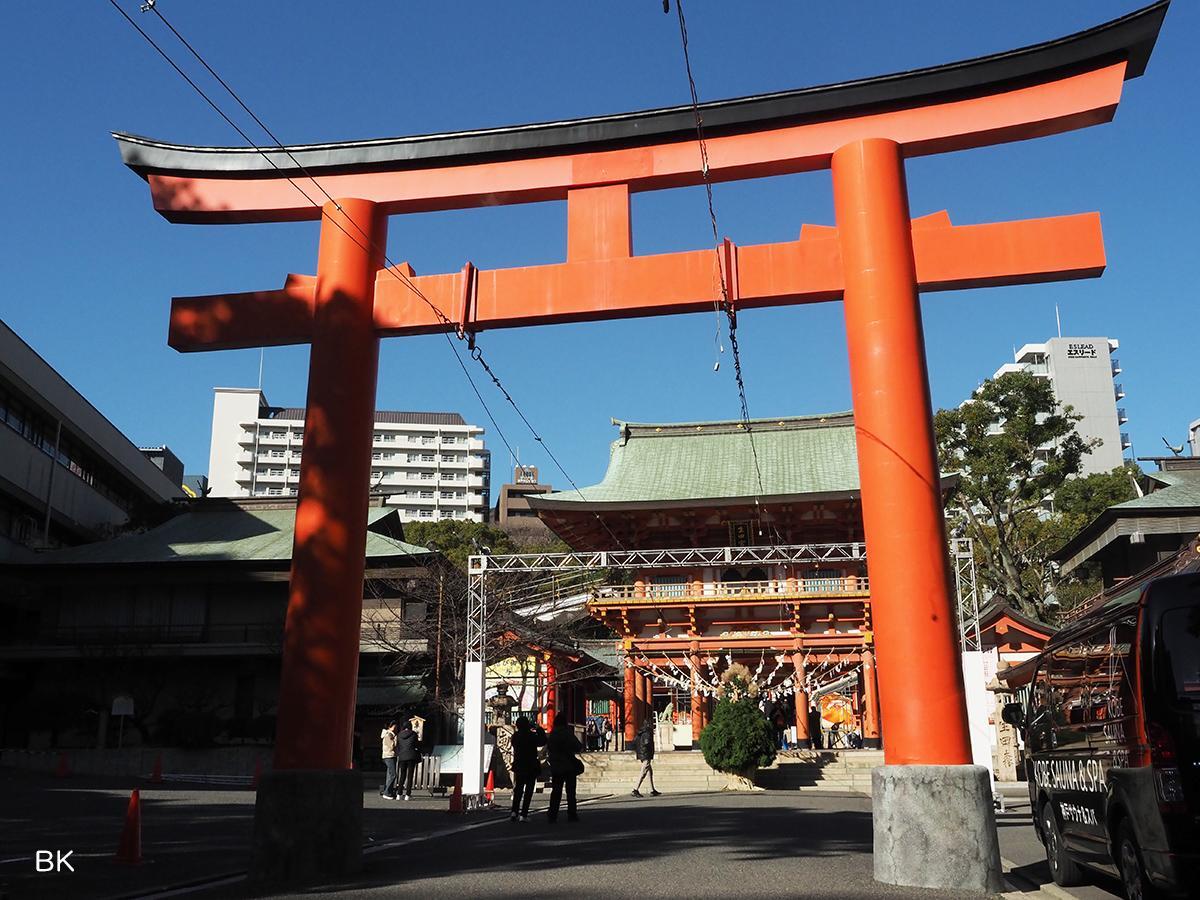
[268,408,467,426]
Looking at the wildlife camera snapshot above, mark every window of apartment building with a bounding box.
[270,449,284,458]
[268,487,283,496]
[421,453,435,462]
[382,433,395,442]
[419,509,433,518]
[372,452,382,460]
[290,469,301,478]
[269,468,284,477]
[420,490,434,498]
[421,435,435,445]
[442,436,457,444]
[421,472,434,480]
[440,490,456,499]
[407,453,421,463]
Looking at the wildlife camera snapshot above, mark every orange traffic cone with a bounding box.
[484,769,495,806]
[114,790,142,865]
[149,753,163,784]
[54,752,70,778]
[447,774,463,814]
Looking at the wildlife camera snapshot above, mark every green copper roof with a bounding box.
[1115,469,1200,511]
[534,413,860,506]
[18,505,429,567]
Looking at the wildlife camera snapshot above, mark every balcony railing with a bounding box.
[591,576,868,606]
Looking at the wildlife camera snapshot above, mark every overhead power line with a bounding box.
[672,0,773,541]
[105,0,628,551]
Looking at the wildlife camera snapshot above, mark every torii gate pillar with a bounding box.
[251,199,385,887]
[834,139,1001,892]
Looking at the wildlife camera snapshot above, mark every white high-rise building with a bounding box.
[207,388,491,522]
[992,337,1129,476]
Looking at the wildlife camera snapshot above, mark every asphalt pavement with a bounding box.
[996,793,1125,900]
[1,766,1134,900]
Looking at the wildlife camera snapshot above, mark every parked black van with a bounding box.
[1005,571,1200,898]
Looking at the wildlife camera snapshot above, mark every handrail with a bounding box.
[590,576,869,605]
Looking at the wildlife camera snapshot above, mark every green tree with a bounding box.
[401,519,517,572]
[1045,464,1140,614]
[934,372,1094,619]
[700,664,776,776]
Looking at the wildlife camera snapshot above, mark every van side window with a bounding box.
[1028,656,1054,751]
[1086,615,1137,755]
[1049,640,1089,749]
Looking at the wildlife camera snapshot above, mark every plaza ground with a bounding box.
[0,769,1131,899]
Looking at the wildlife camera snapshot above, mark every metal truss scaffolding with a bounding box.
[952,537,982,652]
[461,538,976,797]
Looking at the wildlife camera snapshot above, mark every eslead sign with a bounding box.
[1067,342,1098,359]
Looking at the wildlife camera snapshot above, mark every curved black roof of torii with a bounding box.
[114,2,1168,179]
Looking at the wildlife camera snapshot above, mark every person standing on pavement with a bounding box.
[545,717,583,822]
[394,720,420,800]
[509,716,546,822]
[631,718,660,797]
[379,720,398,799]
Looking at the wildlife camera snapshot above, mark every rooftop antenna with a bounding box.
[1055,304,1062,338]
[257,347,265,392]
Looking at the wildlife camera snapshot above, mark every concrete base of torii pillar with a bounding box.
[251,770,363,888]
[872,766,1003,893]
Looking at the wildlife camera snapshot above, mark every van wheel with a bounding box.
[1042,803,1084,887]
[1117,821,1162,900]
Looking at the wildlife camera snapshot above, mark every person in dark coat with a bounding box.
[394,721,420,800]
[808,703,823,750]
[631,718,660,797]
[509,716,545,822]
[545,718,583,822]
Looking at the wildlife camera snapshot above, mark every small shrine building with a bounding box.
[528,413,953,750]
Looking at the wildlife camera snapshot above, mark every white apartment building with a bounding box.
[992,337,1128,475]
[207,388,491,523]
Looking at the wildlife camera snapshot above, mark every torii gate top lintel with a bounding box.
[114,1,1166,225]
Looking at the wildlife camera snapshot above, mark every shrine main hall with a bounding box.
[525,412,947,750]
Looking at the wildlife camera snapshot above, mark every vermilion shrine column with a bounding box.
[252,199,385,884]
[623,663,637,744]
[791,651,810,749]
[861,647,881,749]
[542,656,558,730]
[632,671,644,731]
[832,138,1001,891]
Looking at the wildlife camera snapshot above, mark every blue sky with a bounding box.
[1,2,1196,486]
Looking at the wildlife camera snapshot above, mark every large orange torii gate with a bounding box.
[115,3,1166,890]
